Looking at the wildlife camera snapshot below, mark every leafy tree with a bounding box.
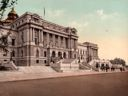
[110,58,126,66]
[0,0,18,20]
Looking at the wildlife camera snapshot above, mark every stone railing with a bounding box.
[50,60,63,72]
[60,59,79,72]
[51,59,79,72]
[0,60,18,70]
[79,62,91,70]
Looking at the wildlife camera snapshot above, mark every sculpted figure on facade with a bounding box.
[0,31,11,55]
[0,31,11,46]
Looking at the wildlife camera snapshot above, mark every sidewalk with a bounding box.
[0,67,127,82]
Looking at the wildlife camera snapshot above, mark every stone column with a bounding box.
[68,38,71,49]
[60,37,63,48]
[41,48,43,57]
[26,28,29,42]
[38,29,41,43]
[74,39,76,49]
[30,28,32,42]
[71,39,74,49]
[53,34,55,47]
[63,37,66,48]
[32,28,33,42]
[32,28,35,42]
[47,33,49,45]
[96,49,98,58]
[55,51,58,58]
[41,31,43,45]
[58,36,61,48]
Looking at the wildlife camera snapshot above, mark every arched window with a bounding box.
[58,52,62,59]
[52,51,56,58]
[63,52,66,59]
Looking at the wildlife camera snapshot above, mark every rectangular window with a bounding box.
[35,38,39,45]
[44,51,47,57]
[44,60,47,64]
[21,32,24,43]
[36,60,39,63]
[12,39,15,46]
[35,29,39,45]
[3,54,7,56]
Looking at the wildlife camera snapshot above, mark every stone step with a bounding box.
[62,59,75,64]
[78,69,92,72]
[18,66,56,73]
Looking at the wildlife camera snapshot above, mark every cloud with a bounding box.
[67,21,89,34]
[96,9,104,16]
[96,9,119,20]
[66,10,128,64]
[68,21,88,28]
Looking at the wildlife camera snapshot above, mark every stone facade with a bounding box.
[0,9,98,66]
[77,42,98,63]
[77,43,87,62]
[83,42,99,63]
[0,11,78,66]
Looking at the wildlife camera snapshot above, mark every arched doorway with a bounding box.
[63,52,66,59]
[51,51,56,63]
[58,52,62,59]
[52,51,56,58]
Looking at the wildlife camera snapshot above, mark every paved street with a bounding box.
[0,66,124,82]
[0,72,128,96]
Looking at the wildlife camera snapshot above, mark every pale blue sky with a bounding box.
[4,0,128,64]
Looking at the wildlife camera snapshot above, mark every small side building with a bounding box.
[78,42,99,63]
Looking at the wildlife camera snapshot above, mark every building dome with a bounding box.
[7,7,19,21]
[1,7,19,25]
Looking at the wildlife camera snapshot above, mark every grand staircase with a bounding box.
[79,60,99,72]
[79,62,91,70]
[19,66,56,73]
[51,59,79,72]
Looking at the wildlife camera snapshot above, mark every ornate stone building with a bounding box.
[0,8,98,66]
[0,8,78,66]
[78,42,98,63]
[84,42,99,62]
